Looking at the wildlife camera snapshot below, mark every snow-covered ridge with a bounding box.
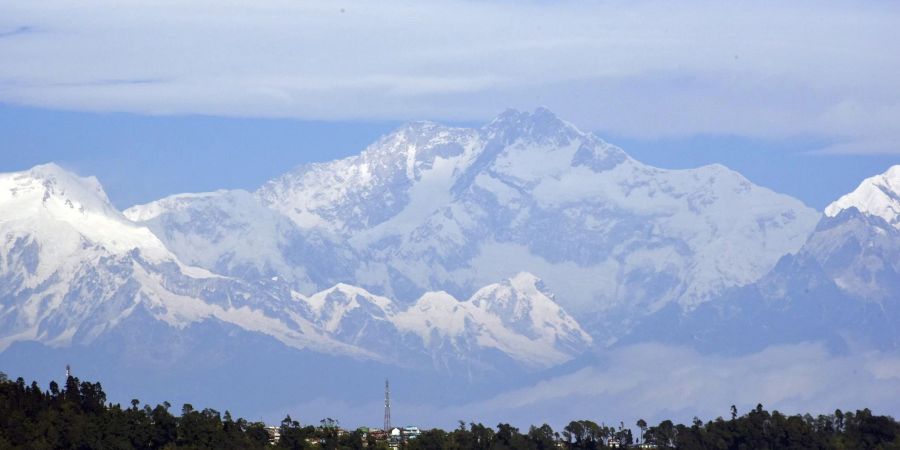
[256,121,481,232]
[0,163,590,367]
[295,272,593,368]
[251,108,818,317]
[123,190,232,222]
[395,272,593,367]
[122,189,318,288]
[825,165,900,228]
[0,166,343,355]
[0,163,170,258]
[119,108,821,340]
[0,108,834,369]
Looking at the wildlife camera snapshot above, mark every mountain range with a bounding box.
[1,108,898,424]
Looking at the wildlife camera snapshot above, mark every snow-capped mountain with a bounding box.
[0,163,172,262]
[785,165,900,303]
[394,272,592,368]
[0,164,366,357]
[633,166,900,353]
[0,163,176,349]
[825,165,900,229]
[1,108,831,368]
[4,112,900,424]
[252,108,819,330]
[296,273,592,370]
[0,164,590,371]
[123,109,820,345]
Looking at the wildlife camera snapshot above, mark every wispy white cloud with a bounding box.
[1,0,899,152]
[456,343,900,428]
[267,343,900,430]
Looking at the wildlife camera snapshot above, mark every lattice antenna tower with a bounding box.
[383,378,392,432]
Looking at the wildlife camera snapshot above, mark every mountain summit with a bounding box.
[825,165,900,228]
[0,163,170,259]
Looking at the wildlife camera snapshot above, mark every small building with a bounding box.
[402,426,421,440]
[388,427,402,449]
[264,426,281,445]
[370,429,388,441]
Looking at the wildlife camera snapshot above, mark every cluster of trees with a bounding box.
[645,404,900,450]
[406,409,900,450]
[2,371,899,449]
[0,371,273,449]
[277,416,368,449]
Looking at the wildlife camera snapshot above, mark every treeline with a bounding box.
[2,371,899,449]
[0,371,273,449]
[406,408,900,450]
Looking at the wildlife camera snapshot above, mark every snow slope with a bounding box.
[294,273,592,369]
[0,163,172,263]
[124,189,353,293]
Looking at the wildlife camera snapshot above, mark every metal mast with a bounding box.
[383,378,392,432]
[65,364,71,379]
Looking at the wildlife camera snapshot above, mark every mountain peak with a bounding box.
[28,162,69,176]
[1,163,115,219]
[491,106,558,122]
[509,271,543,287]
[471,272,553,312]
[483,107,581,145]
[825,165,900,228]
[0,163,174,261]
[27,163,107,198]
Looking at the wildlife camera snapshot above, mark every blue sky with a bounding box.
[0,104,402,208]
[2,103,896,210]
[1,0,898,209]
